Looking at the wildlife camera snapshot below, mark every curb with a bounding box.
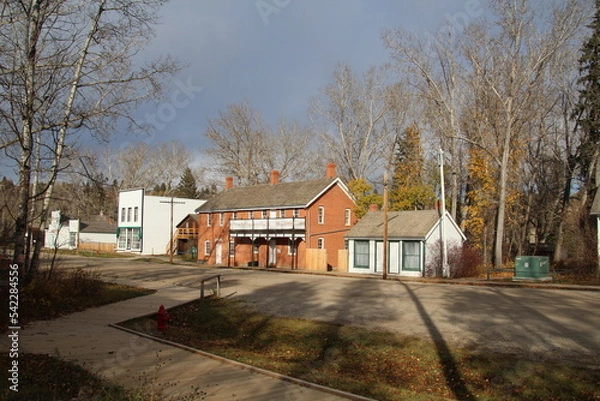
[109,321,376,401]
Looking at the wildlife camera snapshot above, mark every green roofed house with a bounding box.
[345,209,466,277]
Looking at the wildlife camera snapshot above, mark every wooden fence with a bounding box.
[78,241,116,253]
[305,248,328,271]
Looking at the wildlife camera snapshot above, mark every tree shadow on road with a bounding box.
[399,282,476,400]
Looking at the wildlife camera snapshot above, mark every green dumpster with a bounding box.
[514,256,551,281]
[191,246,198,259]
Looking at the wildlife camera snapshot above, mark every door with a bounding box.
[269,239,277,266]
[389,242,400,274]
[215,241,222,265]
[375,241,383,273]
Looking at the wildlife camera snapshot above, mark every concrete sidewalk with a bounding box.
[7,285,368,400]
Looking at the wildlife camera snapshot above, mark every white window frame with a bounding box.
[127,207,132,222]
[134,207,139,222]
[354,240,370,268]
[204,240,211,256]
[229,240,235,257]
[207,214,212,227]
[344,209,351,226]
[219,213,225,226]
[318,206,325,225]
[262,210,268,219]
[121,208,126,222]
[293,209,300,218]
[317,237,324,249]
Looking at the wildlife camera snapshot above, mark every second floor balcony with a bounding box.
[230,217,305,232]
[175,227,199,239]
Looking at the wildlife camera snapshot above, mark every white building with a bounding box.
[345,209,466,277]
[117,188,206,255]
[44,210,79,250]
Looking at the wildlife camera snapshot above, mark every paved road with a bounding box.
[9,256,600,400]
[77,256,600,367]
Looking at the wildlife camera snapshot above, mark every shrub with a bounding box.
[449,244,483,278]
[426,241,484,278]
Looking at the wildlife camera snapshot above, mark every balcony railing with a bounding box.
[175,227,199,239]
[230,218,305,231]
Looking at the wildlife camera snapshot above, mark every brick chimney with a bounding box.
[270,170,280,185]
[225,176,234,189]
[369,204,379,212]
[326,163,337,179]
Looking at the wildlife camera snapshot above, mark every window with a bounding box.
[293,209,300,218]
[127,207,132,222]
[134,207,139,222]
[402,241,421,272]
[229,240,235,257]
[279,209,286,218]
[204,240,211,256]
[206,214,212,227]
[344,209,351,226]
[233,211,238,220]
[121,208,125,222]
[117,228,141,251]
[317,238,324,249]
[318,206,325,224]
[262,210,268,219]
[130,228,141,251]
[69,232,77,248]
[354,240,369,268]
[288,239,296,255]
[219,213,225,226]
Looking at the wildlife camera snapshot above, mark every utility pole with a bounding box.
[382,171,389,280]
[160,197,185,264]
[439,149,449,277]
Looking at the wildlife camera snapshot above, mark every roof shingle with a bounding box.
[346,210,442,239]
[195,178,338,212]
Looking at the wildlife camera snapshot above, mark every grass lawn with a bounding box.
[1,269,158,401]
[122,297,600,401]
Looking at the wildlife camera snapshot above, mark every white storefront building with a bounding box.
[117,188,205,255]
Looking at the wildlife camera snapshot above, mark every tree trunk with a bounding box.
[13,0,42,279]
[30,1,106,274]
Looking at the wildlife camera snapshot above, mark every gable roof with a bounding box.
[176,213,199,228]
[195,177,350,213]
[79,215,117,234]
[346,210,463,240]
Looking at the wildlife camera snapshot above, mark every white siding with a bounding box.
[117,188,206,255]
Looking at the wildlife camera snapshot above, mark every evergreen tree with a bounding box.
[575,0,600,187]
[574,1,600,278]
[174,167,200,199]
[390,124,436,211]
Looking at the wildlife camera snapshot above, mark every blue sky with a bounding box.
[126,0,485,163]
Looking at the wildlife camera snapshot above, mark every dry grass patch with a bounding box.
[122,298,600,401]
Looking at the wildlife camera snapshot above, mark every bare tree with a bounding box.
[106,141,193,192]
[460,0,588,268]
[0,0,177,276]
[203,100,269,186]
[383,28,467,221]
[203,100,317,185]
[309,63,396,182]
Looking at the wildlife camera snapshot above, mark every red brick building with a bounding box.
[194,164,357,270]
